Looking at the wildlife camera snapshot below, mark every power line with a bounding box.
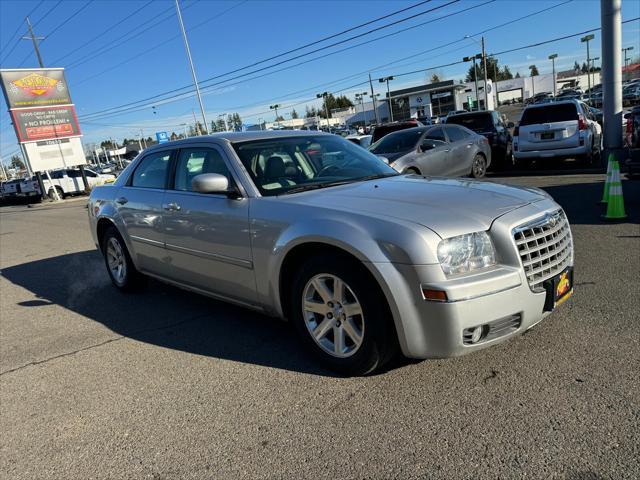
[80,0,463,120]
[0,0,45,65]
[66,0,200,71]
[49,0,155,65]
[72,0,248,86]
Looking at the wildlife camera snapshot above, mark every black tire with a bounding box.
[101,225,146,292]
[470,153,487,178]
[48,187,64,200]
[290,254,398,376]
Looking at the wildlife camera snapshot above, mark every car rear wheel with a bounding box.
[471,154,487,178]
[291,255,397,376]
[48,187,64,200]
[101,226,146,292]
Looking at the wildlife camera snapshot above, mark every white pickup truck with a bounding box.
[0,178,41,202]
[42,168,116,199]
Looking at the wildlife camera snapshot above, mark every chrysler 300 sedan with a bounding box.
[89,131,574,375]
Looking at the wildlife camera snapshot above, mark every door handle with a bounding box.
[444,149,451,152]
[115,197,128,205]
[163,202,181,211]
[466,143,473,148]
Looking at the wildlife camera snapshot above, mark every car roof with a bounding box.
[447,111,492,118]
[524,99,580,109]
[141,130,332,153]
[381,126,430,137]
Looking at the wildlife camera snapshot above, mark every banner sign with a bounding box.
[23,137,87,170]
[11,105,81,143]
[0,69,72,109]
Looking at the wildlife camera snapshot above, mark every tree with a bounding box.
[275,115,285,121]
[10,155,25,170]
[529,64,539,76]
[573,61,581,72]
[581,62,589,73]
[500,65,514,80]
[291,108,299,119]
[318,93,354,118]
[430,73,441,83]
[466,56,515,83]
[305,106,318,118]
[515,71,521,78]
[215,118,226,131]
[227,112,242,131]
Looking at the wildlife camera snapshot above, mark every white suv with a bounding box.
[513,100,601,165]
[43,168,116,199]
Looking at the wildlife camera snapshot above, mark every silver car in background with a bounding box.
[368,125,492,178]
[89,131,573,375]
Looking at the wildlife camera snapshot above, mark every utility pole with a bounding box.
[622,46,634,68]
[355,92,368,129]
[590,56,600,104]
[368,73,380,124]
[581,34,595,100]
[175,0,208,134]
[481,37,488,110]
[379,76,395,122]
[600,0,623,160]
[549,54,558,97]
[22,17,64,201]
[140,129,147,148]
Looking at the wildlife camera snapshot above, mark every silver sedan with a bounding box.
[369,125,492,178]
[89,131,573,375]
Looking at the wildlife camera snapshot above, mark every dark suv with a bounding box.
[371,120,423,144]
[445,111,514,169]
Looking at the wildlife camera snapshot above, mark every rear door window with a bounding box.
[444,125,469,142]
[520,104,578,125]
[424,126,446,143]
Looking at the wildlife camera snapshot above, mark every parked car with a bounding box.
[513,100,601,165]
[622,84,640,106]
[368,125,491,178]
[43,167,116,199]
[89,131,574,375]
[0,177,41,201]
[624,106,640,176]
[370,120,423,144]
[345,134,372,149]
[445,111,514,169]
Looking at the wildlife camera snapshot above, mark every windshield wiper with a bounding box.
[356,172,400,182]
[282,180,355,195]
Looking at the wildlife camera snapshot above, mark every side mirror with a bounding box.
[507,121,515,128]
[192,173,233,195]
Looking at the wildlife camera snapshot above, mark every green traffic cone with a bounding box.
[599,154,614,204]
[602,160,627,221]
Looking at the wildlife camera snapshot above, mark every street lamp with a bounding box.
[354,91,368,129]
[581,34,595,99]
[465,35,489,110]
[622,46,634,68]
[590,56,600,104]
[370,93,381,122]
[269,104,280,126]
[463,54,482,110]
[548,53,558,97]
[316,93,331,130]
[378,76,395,121]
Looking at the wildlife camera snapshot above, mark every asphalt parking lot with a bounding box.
[1,172,639,479]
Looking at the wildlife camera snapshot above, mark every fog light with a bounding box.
[470,326,483,344]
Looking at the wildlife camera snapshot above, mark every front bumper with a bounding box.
[373,198,573,359]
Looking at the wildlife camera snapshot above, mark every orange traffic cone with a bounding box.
[602,160,627,221]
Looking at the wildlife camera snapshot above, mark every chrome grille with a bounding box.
[513,210,573,292]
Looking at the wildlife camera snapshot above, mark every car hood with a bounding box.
[284,175,548,238]
[373,150,412,163]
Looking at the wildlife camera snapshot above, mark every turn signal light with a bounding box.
[422,288,448,302]
[578,114,587,130]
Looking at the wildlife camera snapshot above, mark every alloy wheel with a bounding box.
[473,155,487,178]
[302,273,365,358]
[106,237,127,285]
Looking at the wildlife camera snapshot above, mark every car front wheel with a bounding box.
[291,255,397,376]
[101,226,146,292]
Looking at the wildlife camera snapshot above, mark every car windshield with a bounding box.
[232,135,398,196]
[446,113,493,132]
[369,129,424,154]
[520,103,578,125]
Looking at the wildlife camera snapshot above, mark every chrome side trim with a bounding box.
[165,242,253,269]
[130,235,164,247]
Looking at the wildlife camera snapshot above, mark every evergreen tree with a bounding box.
[291,108,299,119]
[529,64,539,76]
[10,155,25,170]
[515,72,521,78]
[430,73,441,83]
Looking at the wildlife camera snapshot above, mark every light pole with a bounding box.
[354,92,368,129]
[175,0,208,133]
[463,54,482,110]
[270,104,281,126]
[378,76,395,121]
[316,93,331,130]
[465,35,489,110]
[549,53,558,97]
[581,34,595,101]
[590,56,600,103]
[529,65,537,97]
[622,46,634,68]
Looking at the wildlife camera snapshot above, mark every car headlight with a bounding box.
[437,231,496,275]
